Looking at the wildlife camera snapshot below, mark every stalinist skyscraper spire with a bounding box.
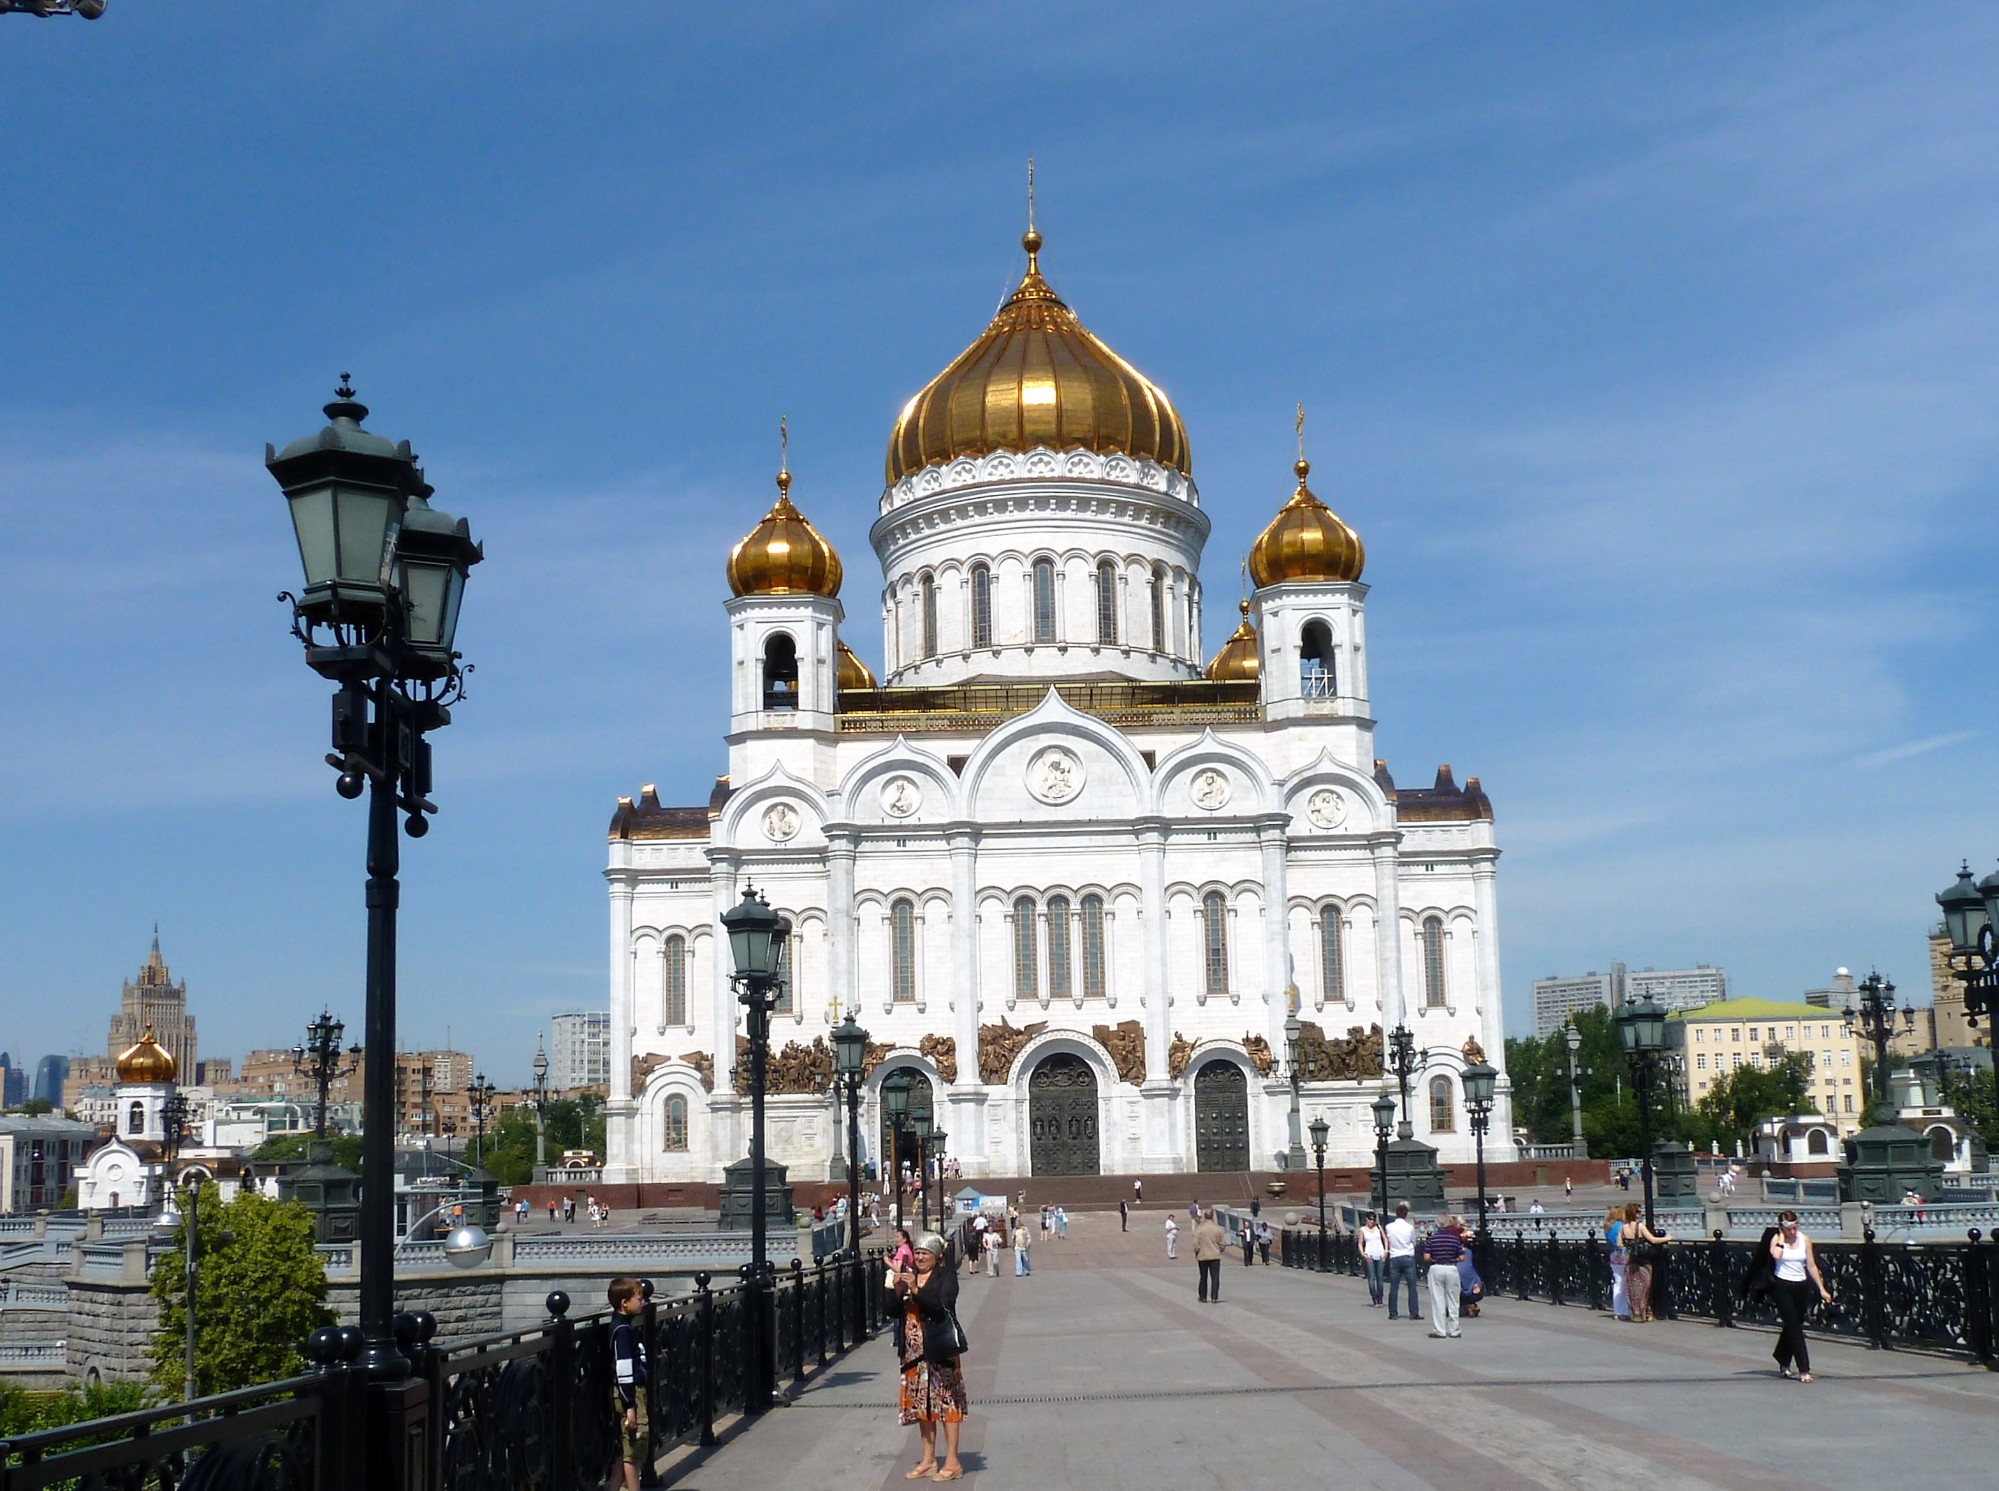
[107,929,197,1081]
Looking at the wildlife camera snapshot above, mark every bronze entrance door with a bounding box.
[1194,1059,1250,1172]
[1028,1053,1100,1175]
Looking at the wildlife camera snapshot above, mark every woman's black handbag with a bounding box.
[1628,1238,1657,1267]
[922,1306,969,1363]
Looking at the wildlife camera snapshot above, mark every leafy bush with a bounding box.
[0,1379,152,1438]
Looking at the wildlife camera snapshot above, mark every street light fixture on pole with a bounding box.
[292,1010,361,1139]
[271,378,481,1381]
[1283,1002,1308,1171]
[1562,1021,1589,1160]
[831,1013,870,1260]
[722,885,788,1416]
[1938,861,1999,1122]
[1371,1091,1397,1217]
[531,1036,550,1177]
[467,1074,496,1167]
[1307,1113,1330,1271]
[1614,996,1668,1232]
[1842,970,1911,1120]
[1387,1025,1419,1139]
[1462,1059,1497,1248]
[882,1070,911,1234]
[913,1108,934,1231]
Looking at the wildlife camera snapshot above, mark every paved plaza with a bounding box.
[664,1209,1999,1490]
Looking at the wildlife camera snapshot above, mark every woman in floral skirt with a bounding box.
[894,1231,968,1481]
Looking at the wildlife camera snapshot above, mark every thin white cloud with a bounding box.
[1854,732,1975,769]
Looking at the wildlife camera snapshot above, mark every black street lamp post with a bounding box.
[1371,1091,1396,1217]
[722,886,787,1415]
[1614,996,1668,1232]
[531,1036,550,1177]
[1843,970,1911,1120]
[1284,1006,1308,1171]
[271,378,480,1382]
[1387,1025,1419,1139]
[292,1010,361,1139]
[913,1109,934,1232]
[831,1013,870,1262]
[1462,1059,1497,1246]
[1307,1113,1330,1271]
[467,1074,496,1167]
[882,1071,911,1234]
[1938,862,1999,1122]
[931,1129,949,1221]
[1563,1021,1589,1160]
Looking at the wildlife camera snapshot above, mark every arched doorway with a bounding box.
[1029,1053,1100,1175]
[879,1068,935,1179]
[1193,1059,1249,1173]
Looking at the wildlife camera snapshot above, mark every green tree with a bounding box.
[253,1133,364,1170]
[150,1187,333,1398]
[1941,1064,1999,1152]
[1687,1053,1817,1154]
[473,1094,607,1186]
[0,1380,151,1436]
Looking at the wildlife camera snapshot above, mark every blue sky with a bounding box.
[2,4,1995,1084]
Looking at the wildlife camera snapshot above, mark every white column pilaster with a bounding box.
[1372,838,1404,1030]
[1138,820,1170,1080]
[827,830,857,1020]
[1260,823,1291,1058]
[708,851,740,1096]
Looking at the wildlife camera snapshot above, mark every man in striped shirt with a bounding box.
[1421,1216,1467,1339]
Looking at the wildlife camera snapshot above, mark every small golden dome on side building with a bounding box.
[886,229,1192,487]
[1247,458,1364,587]
[726,469,844,598]
[116,1024,177,1084]
[836,640,877,690]
[1205,600,1261,682]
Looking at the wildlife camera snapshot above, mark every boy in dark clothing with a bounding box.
[609,1277,649,1491]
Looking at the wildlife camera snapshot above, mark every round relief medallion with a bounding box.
[1189,768,1231,812]
[1027,746,1084,804]
[880,776,921,818]
[1306,788,1347,830]
[761,802,801,842]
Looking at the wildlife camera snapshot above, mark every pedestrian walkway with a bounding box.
[662,1211,1999,1490]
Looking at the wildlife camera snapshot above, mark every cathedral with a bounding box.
[603,222,1515,1185]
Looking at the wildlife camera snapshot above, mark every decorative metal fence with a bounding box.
[0,1248,889,1491]
[1279,1225,1999,1365]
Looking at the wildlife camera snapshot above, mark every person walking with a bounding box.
[1012,1217,1032,1277]
[1359,1212,1388,1307]
[1605,1205,1630,1320]
[893,1231,968,1482]
[1422,1215,1467,1338]
[1192,1208,1226,1303]
[1564,1175,1574,1203]
[1622,1203,1675,1323]
[1133,1179,1144,1206]
[1385,1203,1420,1321]
[1765,1210,1831,1380]
[1240,1216,1257,1268]
[1256,1219,1273,1265]
[1164,1213,1179,1259]
[1119,1199,1129,1232]
[1056,1206,1068,1241]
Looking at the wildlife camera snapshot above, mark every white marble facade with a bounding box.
[603,237,1516,1186]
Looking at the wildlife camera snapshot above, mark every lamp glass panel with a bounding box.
[1372,1093,1398,1132]
[1461,1061,1497,1107]
[1308,1115,1329,1149]
[833,1016,867,1076]
[398,558,452,647]
[882,1071,910,1120]
[288,489,339,590]
[334,488,398,585]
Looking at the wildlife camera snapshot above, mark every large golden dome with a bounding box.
[1247,458,1364,587]
[886,229,1191,487]
[116,1024,177,1084]
[1205,600,1261,682]
[726,469,843,598]
[836,639,876,689]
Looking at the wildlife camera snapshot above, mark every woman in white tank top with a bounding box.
[1768,1211,1831,1381]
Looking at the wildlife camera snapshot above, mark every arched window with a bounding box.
[1047,895,1073,1000]
[663,1095,689,1151]
[1013,896,1040,1001]
[1319,905,1345,1004]
[1095,560,1118,645]
[1300,620,1335,698]
[775,917,795,1015]
[1150,567,1167,652]
[1421,916,1448,1009]
[664,935,687,1026]
[920,573,938,659]
[127,1101,144,1135]
[890,900,916,1003]
[762,632,798,710]
[1806,1128,1830,1157]
[1930,1127,1955,1162]
[970,564,992,649]
[1031,558,1056,644]
[1429,1075,1456,1132]
[1080,894,1107,1000]
[1202,891,1229,998]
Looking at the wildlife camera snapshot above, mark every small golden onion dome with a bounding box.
[1205,600,1261,682]
[886,229,1191,487]
[116,1024,177,1084]
[836,639,877,690]
[1247,458,1364,587]
[726,469,843,598]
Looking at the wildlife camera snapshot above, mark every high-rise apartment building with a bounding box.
[106,930,197,1079]
[549,1012,610,1092]
[1532,966,1625,1038]
[32,1055,69,1107]
[1626,964,1727,1013]
[0,1055,26,1108]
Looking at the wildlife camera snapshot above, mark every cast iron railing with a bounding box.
[0,1248,889,1491]
[1278,1225,1999,1365]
